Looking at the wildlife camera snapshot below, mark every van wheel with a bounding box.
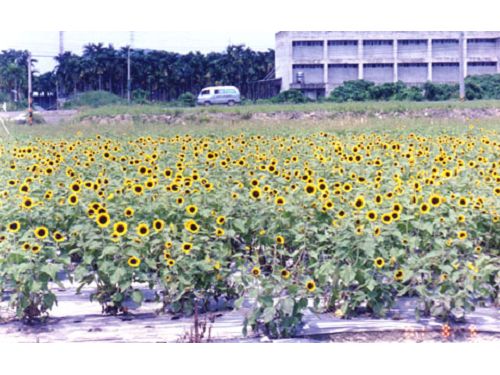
[204,101,211,107]
[227,100,235,107]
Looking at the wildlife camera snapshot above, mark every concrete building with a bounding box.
[275,31,500,98]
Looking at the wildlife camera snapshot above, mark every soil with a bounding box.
[78,107,500,126]
[322,330,500,343]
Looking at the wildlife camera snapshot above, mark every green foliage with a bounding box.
[423,82,459,101]
[465,74,500,100]
[50,44,274,101]
[64,91,125,108]
[244,295,309,339]
[465,82,484,101]
[2,113,499,331]
[392,86,424,101]
[367,81,424,102]
[328,80,375,102]
[270,89,308,104]
[132,89,150,104]
[0,92,9,103]
[178,92,197,107]
[0,237,68,322]
[368,82,405,101]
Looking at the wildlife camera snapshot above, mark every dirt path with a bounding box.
[1,284,498,343]
[0,110,77,125]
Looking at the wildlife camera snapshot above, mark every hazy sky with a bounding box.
[0,31,276,74]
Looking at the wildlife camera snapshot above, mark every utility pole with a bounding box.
[59,31,64,55]
[459,31,465,101]
[57,31,64,109]
[127,31,134,104]
[27,52,33,126]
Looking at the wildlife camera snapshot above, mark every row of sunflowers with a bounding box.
[0,125,498,337]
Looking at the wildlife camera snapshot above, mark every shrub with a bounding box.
[423,82,459,101]
[465,82,484,100]
[328,80,375,102]
[465,74,500,99]
[0,92,10,105]
[368,82,406,101]
[132,89,150,104]
[270,90,308,104]
[392,86,425,101]
[64,91,124,108]
[178,92,197,107]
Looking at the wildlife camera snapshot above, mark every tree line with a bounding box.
[0,44,275,105]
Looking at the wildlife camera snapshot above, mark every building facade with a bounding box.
[275,31,500,98]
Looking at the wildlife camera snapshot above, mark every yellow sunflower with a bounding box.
[113,222,128,236]
[34,226,49,239]
[374,257,385,269]
[305,280,316,293]
[7,221,21,233]
[184,219,200,234]
[136,223,150,237]
[128,256,141,268]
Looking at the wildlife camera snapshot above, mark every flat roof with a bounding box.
[276,31,500,39]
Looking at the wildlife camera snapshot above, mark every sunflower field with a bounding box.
[0,122,498,338]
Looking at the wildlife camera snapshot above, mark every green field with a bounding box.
[74,99,500,121]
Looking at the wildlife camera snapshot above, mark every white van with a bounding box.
[197,86,241,106]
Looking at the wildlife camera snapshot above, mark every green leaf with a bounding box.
[40,264,62,280]
[281,298,294,316]
[43,293,57,310]
[131,290,144,304]
[100,245,119,258]
[361,240,375,258]
[340,266,355,285]
[110,268,126,285]
[233,219,246,234]
[262,306,275,323]
[366,279,377,292]
[440,265,453,274]
[145,258,158,270]
[234,296,245,310]
[259,295,274,308]
[31,281,42,293]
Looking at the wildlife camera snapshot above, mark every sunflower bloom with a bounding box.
[374,257,385,269]
[113,222,128,236]
[34,226,49,239]
[306,280,316,293]
[184,219,200,234]
[7,221,21,233]
[136,223,150,237]
[128,256,141,268]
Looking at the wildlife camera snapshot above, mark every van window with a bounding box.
[214,90,220,94]
[201,90,210,95]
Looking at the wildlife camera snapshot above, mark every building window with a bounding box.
[363,40,393,46]
[399,63,427,67]
[328,64,358,68]
[468,38,496,44]
[293,64,323,69]
[292,41,324,47]
[364,63,393,68]
[468,61,496,66]
[432,39,459,44]
[398,40,427,45]
[328,40,358,46]
[432,62,459,67]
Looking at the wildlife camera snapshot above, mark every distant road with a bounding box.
[0,110,78,124]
